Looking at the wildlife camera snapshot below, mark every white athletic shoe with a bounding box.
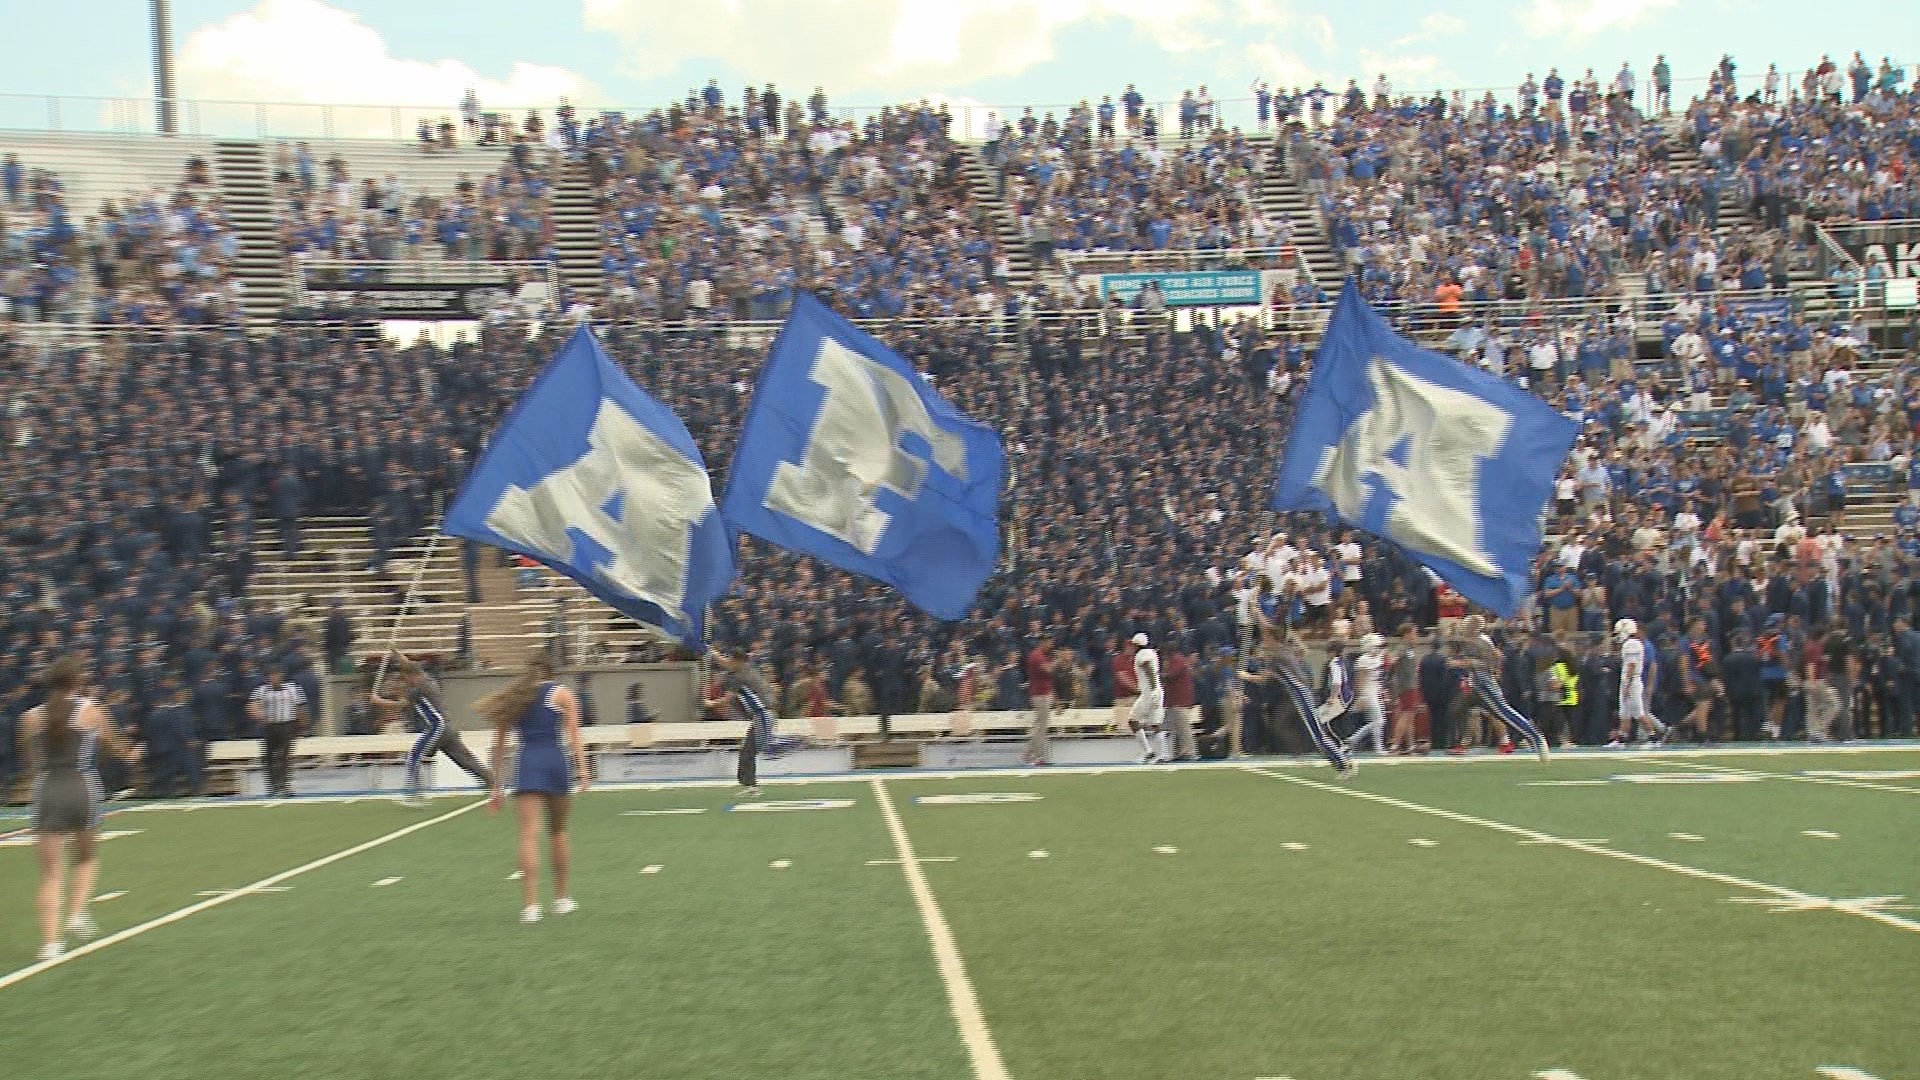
[66,910,98,942]
[520,904,542,924]
[1605,739,1624,749]
[36,942,64,962]
[552,897,577,916]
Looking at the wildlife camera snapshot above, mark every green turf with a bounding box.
[3,751,1918,1080]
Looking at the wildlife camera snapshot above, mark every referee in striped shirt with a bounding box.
[248,668,309,798]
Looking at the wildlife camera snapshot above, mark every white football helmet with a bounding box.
[1359,633,1384,654]
[1614,618,1638,642]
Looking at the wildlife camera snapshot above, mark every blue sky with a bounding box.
[0,0,1912,130]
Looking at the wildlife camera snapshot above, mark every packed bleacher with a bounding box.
[3,55,1920,798]
[582,95,1006,323]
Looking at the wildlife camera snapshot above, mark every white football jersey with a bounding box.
[1352,651,1384,699]
[1134,648,1162,695]
[1620,637,1645,682]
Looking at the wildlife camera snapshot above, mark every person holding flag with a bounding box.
[708,648,782,797]
[1239,640,1355,778]
[1451,616,1551,761]
[371,651,493,805]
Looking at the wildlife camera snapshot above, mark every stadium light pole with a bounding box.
[151,0,178,135]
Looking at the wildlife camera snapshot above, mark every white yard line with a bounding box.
[0,799,484,994]
[1668,760,1920,797]
[869,778,1012,1080]
[1246,768,1920,937]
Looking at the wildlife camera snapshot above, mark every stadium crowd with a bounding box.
[584,93,1008,324]
[2,53,1920,796]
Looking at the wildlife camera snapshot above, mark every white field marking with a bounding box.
[1611,772,1763,784]
[1280,842,1309,851]
[196,887,293,897]
[91,891,127,903]
[0,798,483,995]
[1524,779,1609,787]
[1670,760,1920,798]
[0,828,143,850]
[1246,768,1920,937]
[506,870,523,881]
[1668,832,1706,842]
[914,792,1044,805]
[1522,838,1608,846]
[640,865,663,875]
[1803,770,1920,781]
[1407,838,1438,847]
[1028,850,1050,859]
[1818,1067,1887,1079]
[870,779,1011,1080]
[620,808,707,816]
[867,857,958,865]
[1803,829,1841,840]
[1729,895,1913,916]
[729,799,856,813]
[371,876,403,887]
[1535,1071,1588,1080]
[769,859,792,870]
[1153,845,1179,855]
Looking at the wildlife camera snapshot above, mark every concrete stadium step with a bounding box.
[1260,138,1340,293]
[551,160,602,308]
[211,140,288,323]
[959,148,1033,292]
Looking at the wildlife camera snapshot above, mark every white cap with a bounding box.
[1131,632,1150,647]
[1614,618,1638,641]
[1360,633,1383,653]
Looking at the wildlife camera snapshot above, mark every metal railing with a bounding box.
[7,284,1914,353]
[1058,246,1304,278]
[0,62,1906,143]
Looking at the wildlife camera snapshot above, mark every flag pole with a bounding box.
[372,493,446,696]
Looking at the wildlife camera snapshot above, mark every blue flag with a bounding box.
[1272,282,1575,617]
[721,293,1005,621]
[444,325,734,644]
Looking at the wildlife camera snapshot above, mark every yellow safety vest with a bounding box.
[1552,661,1579,707]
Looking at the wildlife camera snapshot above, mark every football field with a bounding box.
[3,748,1918,1080]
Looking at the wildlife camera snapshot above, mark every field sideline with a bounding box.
[3,745,1917,1080]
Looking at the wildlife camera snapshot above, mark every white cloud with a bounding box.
[1356,48,1450,94]
[1309,13,1336,53]
[178,0,598,136]
[1244,42,1327,91]
[1391,11,1468,47]
[1519,0,1678,37]
[581,0,1222,97]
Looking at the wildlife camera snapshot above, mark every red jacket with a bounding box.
[1163,651,1196,709]
[1026,648,1055,698]
[1113,649,1139,696]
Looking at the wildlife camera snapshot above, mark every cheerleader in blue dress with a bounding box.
[481,656,588,924]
